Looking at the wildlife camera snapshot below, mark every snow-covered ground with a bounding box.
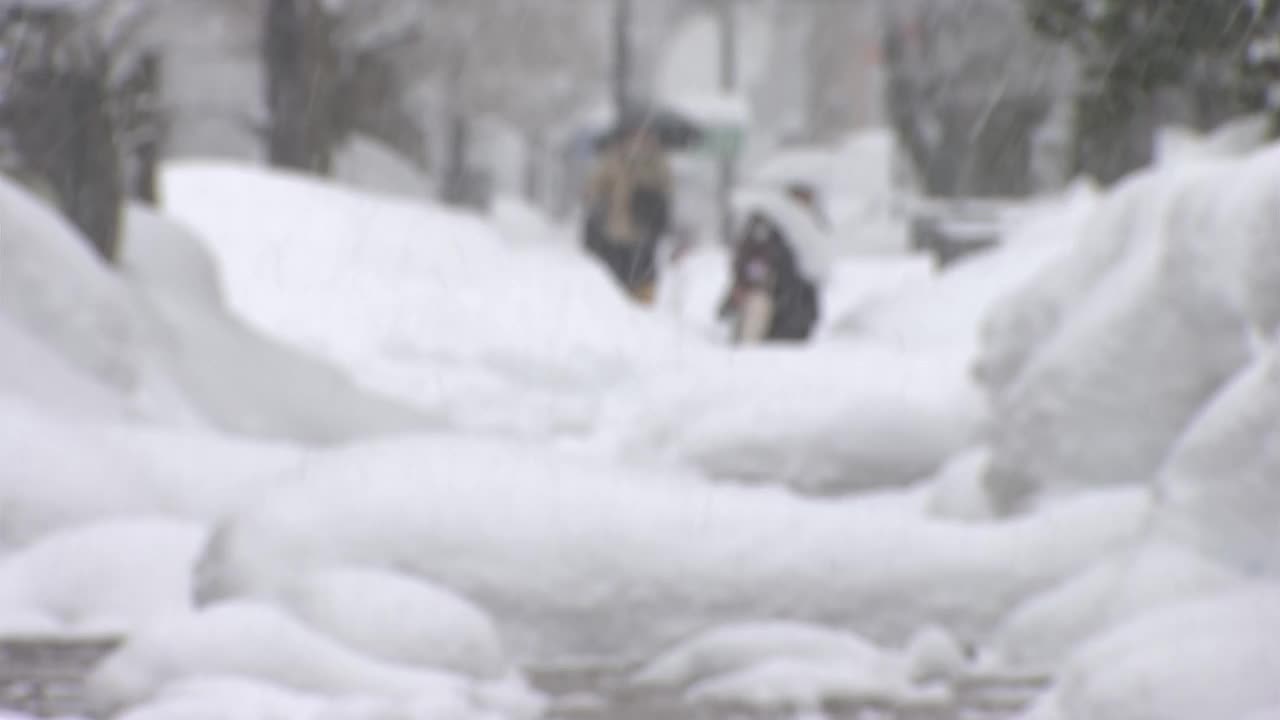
[1,132,1277,720]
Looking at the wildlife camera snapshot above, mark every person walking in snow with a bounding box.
[719,182,830,343]
[583,121,673,304]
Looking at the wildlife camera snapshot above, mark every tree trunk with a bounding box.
[125,53,163,205]
[263,0,339,175]
[1072,87,1155,186]
[70,68,123,262]
[439,110,472,207]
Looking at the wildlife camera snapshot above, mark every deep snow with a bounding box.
[193,433,1149,662]
[2,134,1278,720]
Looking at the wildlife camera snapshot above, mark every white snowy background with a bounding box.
[2,0,1280,711]
[1,117,1277,720]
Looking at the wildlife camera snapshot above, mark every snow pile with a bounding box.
[632,621,890,690]
[490,195,564,248]
[161,162,702,440]
[982,160,1253,512]
[993,542,1245,669]
[1204,145,1280,337]
[829,195,1085,358]
[923,447,995,522]
[0,313,131,421]
[0,401,300,546]
[194,434,1149,662]
[1154,337,1280,577]
[332,135,434,200]
[113,675,498,720]
[122,205,429,443]
[603,344,985,493]
[280,566,508,680]
[0,175,159,397]
[0,519,206,635]
[975,179,1133,396]
[1155,115,1271,169]
[119,206,224,307]
[86,601,541,720]
[817,255,933,337]
[1023,585,1280,720]
[631,622,964,715]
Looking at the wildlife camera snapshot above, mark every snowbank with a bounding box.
[829,200,1081,358]
[121,205,430,443]
[0,519,206,634]
[86,601,473,711]
[0,174,149,391]
[280,566,508,679]
[634,622,963,715]
[983,160,1253,512]
[194,435,1149,662]
[0,312,131,421]
[113,675,495,720]
[1154,337,1280,576]
[0,400,300,546]
[632,621,888,690]
[685,657,946,715]
[161,162,702,440]
[923,447,995,522]
[0,176,196,424]
[332,135,434,200]
[993,542,1245,668]
[1023,585,1280,720]
[602,344,985,493]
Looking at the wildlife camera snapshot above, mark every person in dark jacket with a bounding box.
[582,123,673,304]
[720,183,826,343]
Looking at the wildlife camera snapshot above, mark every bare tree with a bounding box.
[882,0,1068,197]
[0,0,162,261]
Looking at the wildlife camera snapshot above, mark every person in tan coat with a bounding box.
[583,124,673,304]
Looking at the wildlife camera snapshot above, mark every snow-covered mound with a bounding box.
[632,621,888,690]
[923,447,995,522]
[0,519,206,635]
[280,566,508,680]
[993,542,1245,669]
[161,162,703,440]
[817,256,934,338]
[0,400,300,546]
[122,205,429,443]
[975,178,1137,396]
[0,175,146,389]
[830,192,1087,358]
[1023,585,1280,720]
[332,135,434,200]
[86,602,477,712]
[634,622,963,716]
[1204,145,1280,337]
[113,675,501,720]
[983,160,1253,512]
[0,312,131,421]
[194,434,1148,662]
[603,344,985,493]
[0,175,181,416]
[1154,337,1280,576]
[120,206,224,307]
[684,657,946,716]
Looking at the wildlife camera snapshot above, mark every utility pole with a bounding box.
[717,0,738,246]
[613,0,632,120]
